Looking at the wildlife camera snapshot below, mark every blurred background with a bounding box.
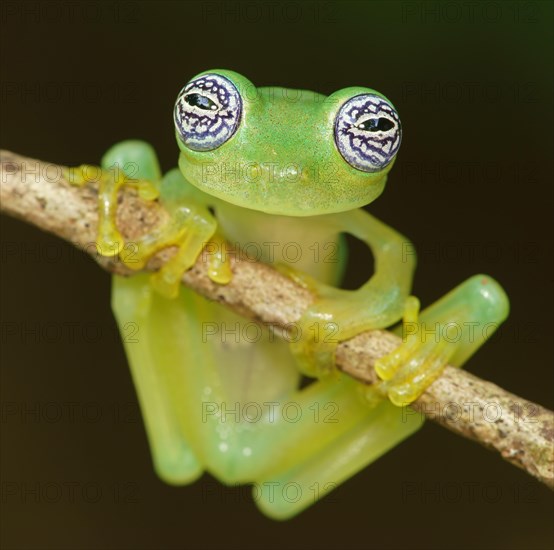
[1,1,553,548]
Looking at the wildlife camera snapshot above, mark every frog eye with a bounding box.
[334,94,401,172]
[174,73,242,151]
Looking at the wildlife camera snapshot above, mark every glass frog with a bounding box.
[79,70,509,519]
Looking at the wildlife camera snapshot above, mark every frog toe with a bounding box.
[376,275,509,406]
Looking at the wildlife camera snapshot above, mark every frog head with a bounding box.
[174,70,402,217]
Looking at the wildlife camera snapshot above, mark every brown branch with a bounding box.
[1,149,553,489]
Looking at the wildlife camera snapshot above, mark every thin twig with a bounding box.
[1,149,552,489]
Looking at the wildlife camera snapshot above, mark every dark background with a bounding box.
[1,1,553,549]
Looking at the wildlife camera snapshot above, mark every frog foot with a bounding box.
[288,287,351,379]
[101,192,218,299]
[66,161,159,257]
[289,286,406,380]
[373,296,455,406]
[373,275,510,406]
[374,296,454,406]
[68,141,225,299]
[146,205,218,299]
[289,316,340,380]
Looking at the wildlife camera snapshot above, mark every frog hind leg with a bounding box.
[375,274,510,406]
[252,374,423,520]
[112,273,203,484]
[254,275,508,520]
[103,140,205,484]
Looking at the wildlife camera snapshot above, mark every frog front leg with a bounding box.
[68,140,221,297]
[98,141,219,298]
[291,207,416,377]
[291,207,510,408]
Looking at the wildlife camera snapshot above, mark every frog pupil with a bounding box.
[185,93,217,111]
[358,118,394,132]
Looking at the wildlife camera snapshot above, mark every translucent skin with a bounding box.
[78,70,510,519]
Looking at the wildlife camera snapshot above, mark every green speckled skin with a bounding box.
[97,70,510,519]
[177,70,393,216]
